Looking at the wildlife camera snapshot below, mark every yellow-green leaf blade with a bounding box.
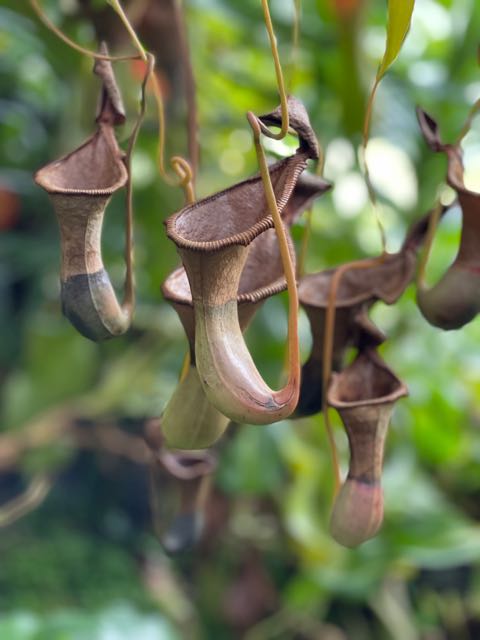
[377,0,415,81]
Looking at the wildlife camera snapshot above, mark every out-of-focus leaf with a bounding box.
[0,612,38,640]
[0,607,180,640]
[217,426,284,495]
[34,605,180,640]
[1,315,98,428]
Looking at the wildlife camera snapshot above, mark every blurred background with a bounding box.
[1,0,480,638]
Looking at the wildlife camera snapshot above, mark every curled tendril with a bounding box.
[30,0,195,204]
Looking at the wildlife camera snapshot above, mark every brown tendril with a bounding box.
[456,98,480,145]
[297,208,312,278]
[107,1,195,204]
[297,157,325,278]
[248,0,301,396]
[248,112,300,392]
[322,254,387,496]
[147,70,195,203]
[289,0,324,279]
[259,0,290,139]
[122,54,154,310]
[415,197,444,290]
[30,0,140,61]
[173,0,199,179]
[30,0,195,204]
[456,45,480,143]
[0,475,52,528]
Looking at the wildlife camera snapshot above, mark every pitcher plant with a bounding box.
[34,45,136,341]
[160,173,330,449]
[144,419,217,554]
[165,97,323,424]
[416,107,480,330]
[295,207,443,417]
[328,348,408,547]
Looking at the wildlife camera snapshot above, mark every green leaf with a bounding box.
[377,0,415,81]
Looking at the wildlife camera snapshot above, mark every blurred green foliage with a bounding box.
[1,0,480,638]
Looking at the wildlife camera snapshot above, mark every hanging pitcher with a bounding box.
[295,207,441,417]
[34,45,134,341]
[160,172,329,449]
[328,348,408,547]
[416,107,480,330]
[165,98,326,424]
[145,420,217,554]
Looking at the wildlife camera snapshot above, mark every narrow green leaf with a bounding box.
[377,0,415,81]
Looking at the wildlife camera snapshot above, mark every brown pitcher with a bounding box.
[295,208,440,417]
[165,98,325,424]
[145,420,217,554]
[416,107,480,330]
[34,46,134,341]
[328,348,408,547]
[160,174,329,449]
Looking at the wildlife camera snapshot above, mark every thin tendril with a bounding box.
[149,69,195,203]
[283,0,324,278]
[287,0,301,93]
[251,0,299,393]
[107,1,195,203]
[297,208,313,278]
[179,351,191,384]
[259,0,289,139]
[456,98,480,145]
[173,0,199,180]
[321,255,386,496]
[30,0,195,203]
[122,55,154,311]
[362,79,387,253]
[0,475,52,528]
[297,157,326,277]
[111,0,197,195]
[30,0,140,61]
[107,0,147,60]
[287,0,324,278]
[456,45,480,143]
[248,113,300,393]
[416,198,444,290]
